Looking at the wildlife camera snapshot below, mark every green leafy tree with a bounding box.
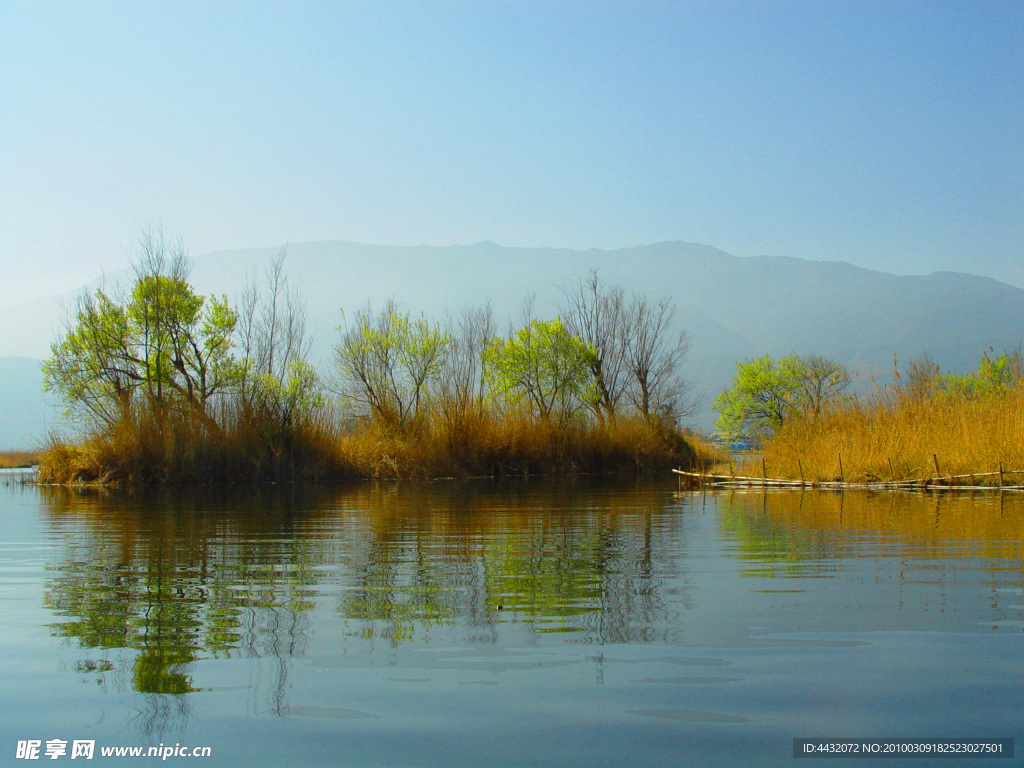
[43,233,238,429]
[714,353,850,439]
[335,301,451,429]
[935,350,1021,399]
[482,318,597,422]
[43,289,138,425]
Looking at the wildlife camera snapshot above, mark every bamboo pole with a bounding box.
[838,453,844,483]
[670,468,1024,492]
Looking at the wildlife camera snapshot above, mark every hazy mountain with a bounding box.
[0,357,61,449]
[2,240,1022,445]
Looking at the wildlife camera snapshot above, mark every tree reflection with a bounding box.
[39,479,690,734]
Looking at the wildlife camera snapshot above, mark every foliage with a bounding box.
[760,365,1024,485]
[43,237,238,429]
[714,353,850,438]
[250,359,324,430]
[335,301,451,429]
[482,318,597,422]
[934,350,1021,399]
[39,252,705,484]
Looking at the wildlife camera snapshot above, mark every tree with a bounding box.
[236,249,321,429]
[334,301,450,429]
[894,353,941,401]
[482,318,597,422]
[798,353,852,419]
[560,271,628,421]
[43,288,137,426]
[930,349,1022,399]
[437,303,495,428]
[622,295,693,422]
[561,271,694,424]
[43,232,238,429]
[714,353,850,438]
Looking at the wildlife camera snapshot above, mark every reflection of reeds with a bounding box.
[37,404,713,485]
[754,385,1024,485]
[717,489,1024,561]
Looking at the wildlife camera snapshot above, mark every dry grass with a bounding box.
[756,385,1024,483]
[37,404,705,485]
[37,407,343,485]
[0,450,39,468]
[336,410,704,479]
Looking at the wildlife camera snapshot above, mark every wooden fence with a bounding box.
[674,459,1024,492]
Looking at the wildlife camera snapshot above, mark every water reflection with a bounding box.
[715,489,1024,573]
[39,481,690,704]
[14,482,1024,764]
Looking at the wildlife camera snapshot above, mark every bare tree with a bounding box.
[895,353,941,402]
[798,353,851,419]
[236,248,319,428]
[560,270,628,422]
[439,302,495,423]
[622,295,694,423]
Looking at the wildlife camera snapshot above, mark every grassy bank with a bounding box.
[755,384,1024,484]
[0,451,38,468]
[37,408,716,485]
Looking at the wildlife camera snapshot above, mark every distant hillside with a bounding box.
[2,240,1022,442]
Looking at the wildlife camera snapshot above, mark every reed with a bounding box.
[0,450,38,468]
[37,401,706,485]
[757,383,1024,483]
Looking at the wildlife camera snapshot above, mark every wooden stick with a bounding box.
[838,453,844,483]
[670,468,1024,492]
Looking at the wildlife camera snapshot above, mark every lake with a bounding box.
[1,476,1021,767]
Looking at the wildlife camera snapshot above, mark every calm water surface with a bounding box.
[1,477,1022,767]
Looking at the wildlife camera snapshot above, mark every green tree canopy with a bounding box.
[334,300,451,429]
[43,236,238,428]
[932,350,1022,399]
[482,318,597,422]
[713,353,851,439]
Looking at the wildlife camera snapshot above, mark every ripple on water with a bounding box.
[290,705,380,720]
[629,676,740,684]
[628,708,752,723]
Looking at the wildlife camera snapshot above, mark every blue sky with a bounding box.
[2,1,1021,307]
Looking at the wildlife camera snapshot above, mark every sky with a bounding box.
[1,1,1021,308]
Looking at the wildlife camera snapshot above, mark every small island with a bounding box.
[39,237,714,485]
